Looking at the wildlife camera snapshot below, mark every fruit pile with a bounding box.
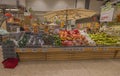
[89,33,119,46]
[59,29,89,46]
[18,34,29,48]
[53,35,61,46]
[42,35,54,45]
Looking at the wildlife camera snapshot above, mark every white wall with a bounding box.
[0,0,26,7]
[0,0,103,13]
[77,0,85,8]
[89,0,104,13]
[0,0,16,5]
[19,0,26,7]
[26,0,85,11]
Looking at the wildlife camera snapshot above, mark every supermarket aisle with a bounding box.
[0,49,120,76]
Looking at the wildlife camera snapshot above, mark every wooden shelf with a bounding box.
[15,47,120,61]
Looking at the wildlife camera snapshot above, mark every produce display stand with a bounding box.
[1,7,120,62]
[15,47,120,61]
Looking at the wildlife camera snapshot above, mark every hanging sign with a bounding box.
[100,8,114,22]
[100,2,114,22]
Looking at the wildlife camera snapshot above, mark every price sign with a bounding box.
[100,8,114,22]
[100,2,114,22]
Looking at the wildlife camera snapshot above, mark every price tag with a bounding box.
[68,48,73,51]
[21,48,25,52]
[74,48,79,51]
[32,48,37,52]
[63,48,68,51]
[79,48,83,51]
[42,48,48,52]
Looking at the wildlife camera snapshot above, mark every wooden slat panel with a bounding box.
[19,57,45,61]
[16,47,119,61]
[46,52,71,60]
[18,53,45,57]
[116,51,120,58]
[18,52,46,61]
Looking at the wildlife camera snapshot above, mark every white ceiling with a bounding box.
[26,0,85,11]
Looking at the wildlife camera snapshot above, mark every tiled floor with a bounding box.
[0,47,120,76]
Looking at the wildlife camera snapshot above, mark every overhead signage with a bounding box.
[100,2,115,22]
[100,8,114,22]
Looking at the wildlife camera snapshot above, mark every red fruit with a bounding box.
[80,42,83,45]
[73,29,79,34]
[67,41,73,46]
[67,31,71,34]
[5,13,12,17]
